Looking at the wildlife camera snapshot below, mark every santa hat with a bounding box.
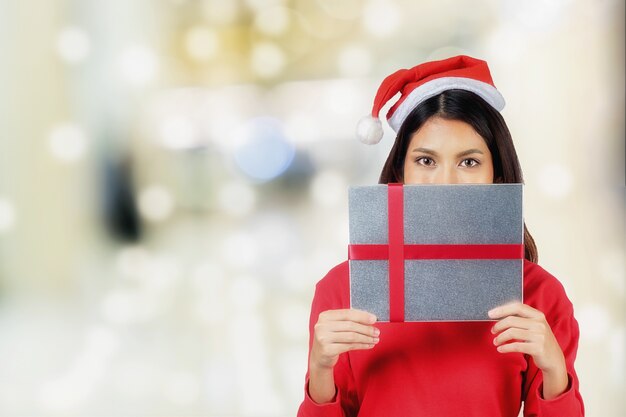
[356,55,505,145]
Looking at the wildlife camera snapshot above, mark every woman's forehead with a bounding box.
[408,117,488,151]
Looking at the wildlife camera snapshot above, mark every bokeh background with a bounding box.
[0,0,623,416]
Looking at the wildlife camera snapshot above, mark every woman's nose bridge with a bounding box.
[435,164,459,184]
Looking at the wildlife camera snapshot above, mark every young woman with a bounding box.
[297,56,585,416]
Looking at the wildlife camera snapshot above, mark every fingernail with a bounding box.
[374,328,380,336]
[370,314,377,323]
[490,327,495,334]
[373,338,380,343]
[488,309,497,318]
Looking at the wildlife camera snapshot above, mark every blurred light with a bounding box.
[284,111,322,143]
[40,377,88,412]
[244,0,285,13]
[184,26,219,62]
[221,232,258,269]
[190,260,226,293]
[276,347,308,399]
[337,45,372,78]
[48,123,87,162]
[201,0,240,25]
[217,181,257,216]
[142,255,182,292]
[233,117,295,182]
[316,0,362,20]
[500,0,570,31]
[158,116,197,149]
[164,371,200,406]
[85,326,120,358]
[229,314,285,415]
[56,27,90,64]
[251,41,286,79]
[325,82,360,116]
[254,6,290,35]
[537,163,573,199]
[577,304,611,342]
[486,27,526,64]
[0,197,16,233]
[101,290,140,324]
[362,0,401,38]
[203,359,237,411]
[191,261,227,324]
[280,258,313,293]
[275,302,309,341]
[251,214,299,261]
[229,275,265,311]
[309,170,348,207]
[138,185,174,222]
[609,327,624,385]
[114,361,160,399]
[115,245,150,278]
[116,44,159,88]
[598,249,625,294]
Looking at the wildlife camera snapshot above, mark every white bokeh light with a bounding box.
[191,261,227,324]
[275,302,309,341]
[217,181,257,217]
[48,123,87,162]
[0,197,16,233]
[284,111,322,143]
[577,304,611,342]
[337,45,372,77]
[229,275,265,311]
[221,232,259,270]
[254,6,290,35]
[201,0,240,24]
[609,327,624,385]
[158,116,197,150]
[362,0,401,38]
[56,27,91,63]
[115,245,150,279]
[164,371,200,406]
[184,26,219,62]
[138,185,174,222]
[251,41,286,79]
[537,163,574,199]
[598,249,625,294]
[117,44,159,87]
[310,170,348,207]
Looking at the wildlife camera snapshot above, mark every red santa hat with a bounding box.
[356,55,505,144]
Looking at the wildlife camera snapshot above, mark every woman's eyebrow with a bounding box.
[410,147,438,155]
[456,148,484,157]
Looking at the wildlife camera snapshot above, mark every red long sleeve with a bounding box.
[297,260,585,417]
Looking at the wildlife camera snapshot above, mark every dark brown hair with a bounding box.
[379,89,538,263]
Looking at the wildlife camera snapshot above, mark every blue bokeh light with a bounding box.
[233,117,295,182]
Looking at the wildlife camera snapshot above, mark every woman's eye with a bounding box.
[460,158,479,167]
[415,157,435,166]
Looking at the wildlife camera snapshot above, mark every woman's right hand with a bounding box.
[309,308,380,371]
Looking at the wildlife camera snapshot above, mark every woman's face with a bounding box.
[403,117,494,184]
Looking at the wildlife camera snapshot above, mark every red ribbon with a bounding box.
[349,183,524,322]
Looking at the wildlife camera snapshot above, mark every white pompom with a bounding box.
[355,115,384,145]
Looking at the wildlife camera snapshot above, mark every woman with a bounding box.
[297,56,585,416]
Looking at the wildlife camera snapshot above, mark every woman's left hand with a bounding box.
[488,302,566,373]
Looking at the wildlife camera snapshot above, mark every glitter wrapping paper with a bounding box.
[348,184,523,322]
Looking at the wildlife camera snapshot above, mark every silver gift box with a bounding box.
[348,184,523,322]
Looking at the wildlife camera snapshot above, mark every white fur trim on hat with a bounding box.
[387,77,505,132]
[356,115,384,145]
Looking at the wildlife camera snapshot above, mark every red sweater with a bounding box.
[297,260,585,417]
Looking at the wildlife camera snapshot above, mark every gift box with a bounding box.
[348,183,523,322]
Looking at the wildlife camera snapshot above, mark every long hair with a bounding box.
[379,89,538,263]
